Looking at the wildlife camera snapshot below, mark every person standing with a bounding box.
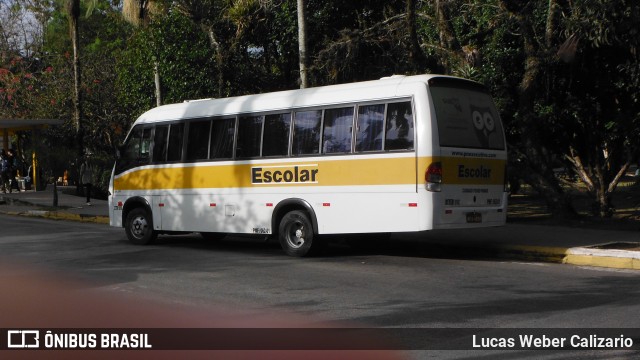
[0,150,10,193]
[7,149,19,192]
[79,156,94,206]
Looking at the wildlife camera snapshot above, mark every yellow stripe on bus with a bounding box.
[114,157,418,191]
[114,156,506,191]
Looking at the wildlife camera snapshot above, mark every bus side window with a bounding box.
[323,107,354,154]
[385,102,414,151]
[236,115,264,158]
[167,123,185,162]
[356,104,385,152]
[262,113,291,157]
[210,118,235,159]
[292,110,321,156]
[153,125,169,162]
[186,120,212,161]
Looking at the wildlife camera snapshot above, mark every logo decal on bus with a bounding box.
[470,105,498,148]
[251,164,319,184]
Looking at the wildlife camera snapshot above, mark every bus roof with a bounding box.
[134,74,454,124]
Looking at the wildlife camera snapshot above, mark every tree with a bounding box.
[312,0,426,84]
[413,0,640,217]
[66,0,84,174]
[500,0,640,217]
[117,9,217,117]
[496,0,577,217]
[553,0,640,217]
[296,0,308,88]
[1,0,58,119]
[1,0,131,190]
[175,0,238,97]
[122,0,167,106]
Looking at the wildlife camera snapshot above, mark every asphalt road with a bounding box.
[1,215,639,359]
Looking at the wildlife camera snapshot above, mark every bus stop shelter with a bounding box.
[0,118,65,190]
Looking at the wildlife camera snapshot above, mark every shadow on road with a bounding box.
[138,232,511,263]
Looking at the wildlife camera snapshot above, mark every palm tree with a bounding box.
[65,0,84,194]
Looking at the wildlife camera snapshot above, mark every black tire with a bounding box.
[125,207,157,245]
[278,210,320,257]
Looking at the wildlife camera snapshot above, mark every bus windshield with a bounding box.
[429,78,505,150]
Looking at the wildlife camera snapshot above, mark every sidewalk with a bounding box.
[0,187,638,270]
[0,185,108,224]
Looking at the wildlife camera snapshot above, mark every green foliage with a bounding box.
[3,0,134,192]
[3,0,640,211]
[117,9,217,119]
[310,0,413,84]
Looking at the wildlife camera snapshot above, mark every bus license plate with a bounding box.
[466,212,482,223]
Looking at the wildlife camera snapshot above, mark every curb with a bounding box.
[491,244,568,263]
[495,243,640,271]
[42,210,110,225]
[564,246,640,270]
[2,209,109,225]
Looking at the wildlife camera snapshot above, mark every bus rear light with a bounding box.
[408,203,418,207]
[425,162,442,192]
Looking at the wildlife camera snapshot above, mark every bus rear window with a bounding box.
[430,80,505,150]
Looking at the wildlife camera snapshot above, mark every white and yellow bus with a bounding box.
[109,74,508,256]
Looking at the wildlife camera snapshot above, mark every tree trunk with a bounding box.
[68,0,84,194]
[406,0,423,73]
[435,0,461,52]
[205,25,225,98]
[297,0,308,88]
[154,60,162,106]
[568,148,632,217]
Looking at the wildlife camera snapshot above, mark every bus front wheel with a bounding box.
[125,208,157,245]
[278,210,320,257]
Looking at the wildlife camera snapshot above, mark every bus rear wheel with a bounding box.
[125,207,157,245]
[278,210,320,257]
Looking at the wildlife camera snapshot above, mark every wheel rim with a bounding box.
[131,215,148,239]
[285,220,305,249]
